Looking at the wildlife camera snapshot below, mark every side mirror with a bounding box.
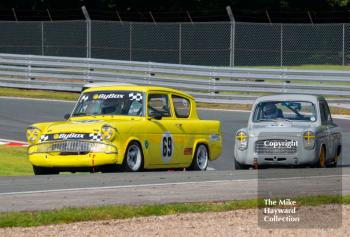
[150,112,162,120]
[64,114,71,120]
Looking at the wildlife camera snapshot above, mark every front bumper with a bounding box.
[28,140,119,168]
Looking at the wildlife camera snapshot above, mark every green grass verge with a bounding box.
[0,146,32,176]
[0,87,79,101]
[243,64,350,71]
[0,195,348,228]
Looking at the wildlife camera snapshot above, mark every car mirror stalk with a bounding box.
[64,114,70,120]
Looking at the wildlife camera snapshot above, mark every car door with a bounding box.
[322,100,338,160]
[146,92,184,167]
[319,101,334,161]
[171,94,194,165]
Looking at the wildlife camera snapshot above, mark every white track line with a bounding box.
[1,174,348,196]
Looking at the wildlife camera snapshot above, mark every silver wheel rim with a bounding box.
[126,144,142,171]
[196,145,208,170]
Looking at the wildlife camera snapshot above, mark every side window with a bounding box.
[172,95,191,118]
[323,101,333,123]
[320,102,326,125]
[320,102,332,125]
[148,94,171,117]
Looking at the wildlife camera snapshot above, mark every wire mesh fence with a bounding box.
[0,20,348,67]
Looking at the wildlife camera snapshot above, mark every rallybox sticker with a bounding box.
[92,93,125,100]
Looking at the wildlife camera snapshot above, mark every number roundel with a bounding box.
[161,132,174,162]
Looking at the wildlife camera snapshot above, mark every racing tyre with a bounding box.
[329,153,339,168]
[123,142,144,172]
[32,165,59,175]
[234,157,249,170]
[318,146,326,168]
[189,144,208,171]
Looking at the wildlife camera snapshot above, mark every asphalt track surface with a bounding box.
[1,97,350,170]
[1,97,350,211]
[0,169,348,211]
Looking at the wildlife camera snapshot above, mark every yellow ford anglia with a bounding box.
[27,85,222,175]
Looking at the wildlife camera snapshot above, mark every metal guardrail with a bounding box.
[0,53,350,104]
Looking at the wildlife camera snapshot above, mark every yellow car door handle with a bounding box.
[175,123,183,128]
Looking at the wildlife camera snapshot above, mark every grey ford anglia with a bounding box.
[234,94,342,169]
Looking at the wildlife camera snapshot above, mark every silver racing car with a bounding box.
[234,94,342,169]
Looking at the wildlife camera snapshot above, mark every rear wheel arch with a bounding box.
[192,139,209,158]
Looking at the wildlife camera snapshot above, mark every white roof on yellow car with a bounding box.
[84,84,194,100]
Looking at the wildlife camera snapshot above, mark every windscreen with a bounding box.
[253,101,317,122]
[72,91,144,117]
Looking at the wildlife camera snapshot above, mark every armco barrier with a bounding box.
[0,53,350,104]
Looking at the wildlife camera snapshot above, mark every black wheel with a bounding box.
[234,156,249,170]
[189,144,208,171]
[122,141,144,172]
[32,165,59,175]
[328,152,340,168]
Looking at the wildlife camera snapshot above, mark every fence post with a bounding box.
[230,22,236,67]
[226,6,235,67]
[129,23,133,61]
[41,22,44,56]
[280,23,283,68]
[83,20,92,58]
[81,6,91,58]
[343,23,345,66]
[179,23,182,64]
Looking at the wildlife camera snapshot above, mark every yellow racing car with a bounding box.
[27,85,222,174]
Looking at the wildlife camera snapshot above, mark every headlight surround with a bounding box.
[235,131,248,151]
[303,130,315,150]
[26,127,41,144]
[101,125,116,142]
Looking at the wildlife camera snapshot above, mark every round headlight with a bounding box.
[101,125,116,141]
[26,127,41,144]
[235,131,248,151]
[303,130,315,149]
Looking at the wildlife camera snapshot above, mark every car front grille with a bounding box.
[29,140,117,155]
[255,139,297,155]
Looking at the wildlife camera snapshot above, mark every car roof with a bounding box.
[254,94,324,104]
[83,84,194,100]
